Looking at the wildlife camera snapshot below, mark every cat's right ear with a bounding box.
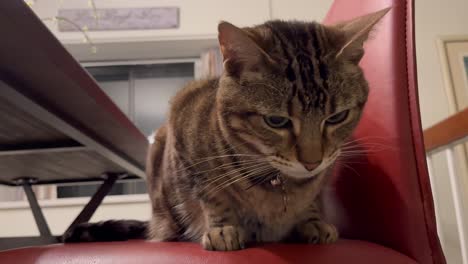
[218,21,271,77]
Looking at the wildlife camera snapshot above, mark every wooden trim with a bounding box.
[424,107,468,152]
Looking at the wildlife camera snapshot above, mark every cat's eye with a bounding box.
[326,110,350,125]
[264,115,291,128]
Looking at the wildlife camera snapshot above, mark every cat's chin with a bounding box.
[281,170,320,180]
[276,162,332,180]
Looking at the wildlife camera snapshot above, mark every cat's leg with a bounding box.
[146,126,181,241]
[294,201,338,244]
[147,212,178,242]
[200,196,246,251]
[147,183,181,241]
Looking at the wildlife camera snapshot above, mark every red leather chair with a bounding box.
[0,0,445,263]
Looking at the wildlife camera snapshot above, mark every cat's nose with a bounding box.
[302,161,321,171]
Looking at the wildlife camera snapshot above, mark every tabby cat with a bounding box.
[64,8,389,251]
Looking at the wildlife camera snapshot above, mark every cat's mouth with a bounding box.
[269,151,340,180]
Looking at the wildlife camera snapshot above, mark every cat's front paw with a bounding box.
[300,220,339,244]
[202,225,246,251]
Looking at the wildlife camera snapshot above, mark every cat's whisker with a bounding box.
[334,161,363,178]
[191,153,262,163]
[203,162,270,182]
[343,164,362,178]
[223,167,275,189]
[245,171,277,190]
[339,151,377,155]
[207,166,275,195]
[341,143,392,149]
[244,176,264,190]
[192,158,269,175]
[204,165,272,191]
[339,147,393,154]
[201,163,272,190]
[342,136,395,145]
[341,146,397,153]
[337,154,370,159]
[204,164,274,193]
[340,144,398,151]
[175,154,263,172]
[340,143,395,150]
[334,157,367,164]
[339,150,396,157]
[341,142,395,151]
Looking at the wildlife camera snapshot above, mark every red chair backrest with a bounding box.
[323,0,445,263]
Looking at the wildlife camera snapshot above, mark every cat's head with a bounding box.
[216,8,389,180]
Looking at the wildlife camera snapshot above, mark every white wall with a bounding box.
[0,193,150,237]
[271,0,333,22]
[27,0,332,61]
[415,0,468,128]
[32,0,272,42]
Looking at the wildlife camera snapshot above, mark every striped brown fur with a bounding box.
[64,8,390,251]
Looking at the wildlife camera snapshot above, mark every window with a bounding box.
[56,60,196,198]
[86,60,195,136]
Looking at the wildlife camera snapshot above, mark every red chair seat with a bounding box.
[0,240,417,264]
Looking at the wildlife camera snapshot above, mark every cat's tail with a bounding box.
[62,220,147,243]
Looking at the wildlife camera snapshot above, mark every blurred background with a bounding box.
[0,0,466,262]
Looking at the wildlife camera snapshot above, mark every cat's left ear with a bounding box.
[334,7,391,62]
